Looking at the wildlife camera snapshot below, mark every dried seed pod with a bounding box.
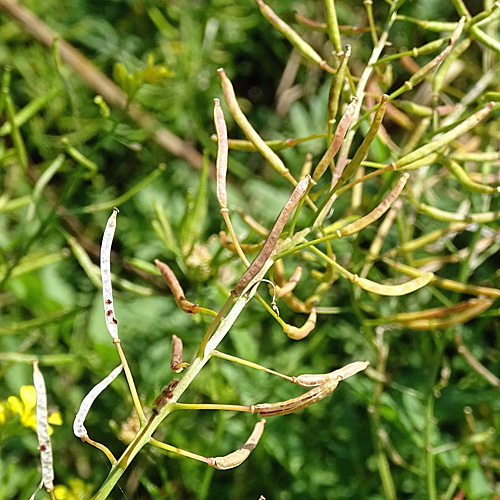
[214,98,228,210]
[32,361,54,492]
[293,360,370,387]
[155,259,200,314]
[211,420,266,470]
[153,379,180,413]
[233,175,311,295]
[312,97,358,183]
[171,335,189,373]
[284,307,317,340]
[253,377,340,417]
[100,208,119,339]
[73,365,123,438]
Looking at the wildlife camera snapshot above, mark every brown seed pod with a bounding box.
[171,335,189,373]
[233,175,311,295]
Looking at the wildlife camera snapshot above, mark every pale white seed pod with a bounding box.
[101,208,119,339]
[32,361,54,491]
[293,360,370,387]
[73,365,123,438]
[211,420,266,470]
[28,479,43,500]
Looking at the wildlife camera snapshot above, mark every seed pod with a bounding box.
[155,259,200,314]
[253,377,340,417]
[284,307,317,340]
[352,272,433,296]
[211,420,266,470]
[277,266,302,297]
[213,98,228,210]
[153,378,180,413]
[171,335,189,373]
[32,361,54,492]
[255,0,335,73]
[313,97,358,183]
[73,365,123,438]
[293,360,370,387]
[395,102,494,169]
[338,174,409,237]
[233,175,311,295]
[101,208,120,339]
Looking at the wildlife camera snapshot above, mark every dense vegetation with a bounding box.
[1,0,499,499]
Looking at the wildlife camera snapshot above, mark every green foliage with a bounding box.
[1,0,500,499]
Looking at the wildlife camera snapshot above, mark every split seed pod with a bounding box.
[101,208,119,339]
[252,377,340,417]
[32,361,54,492]
[293,360,370,387]
[73,365,123,439]
[211,420,266,470]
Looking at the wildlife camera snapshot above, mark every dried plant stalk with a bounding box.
[32,361,55,495]
[284,307,317,340]
[73,365,123,438]
[233,175,310,295]
[252,377,341,417]
[210,420,266,470]
[171,335,189,373]
[293,360,370,387]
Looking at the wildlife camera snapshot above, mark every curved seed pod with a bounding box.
[155,259,200,314]
[213,98,228,210]
[171,335,189,373]
[73,365,123,438]
[233,175,311,295]
[211,420,266,470]
[101,208,119,339]
[284,307,317,340]
[352,272,433,296]
[293,360,370,387]
[32,361,54,492]
[441,156,499,194]
[338,174,409,237]
[277,266,302,297]
[253,377,340,417]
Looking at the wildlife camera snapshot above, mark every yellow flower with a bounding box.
[54,479,93,499]
[0,400,13,425]
[7,385,62,434]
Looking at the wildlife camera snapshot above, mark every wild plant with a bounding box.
[0,0,499,498]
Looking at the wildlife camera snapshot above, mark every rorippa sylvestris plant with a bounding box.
[6,0,499,499]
